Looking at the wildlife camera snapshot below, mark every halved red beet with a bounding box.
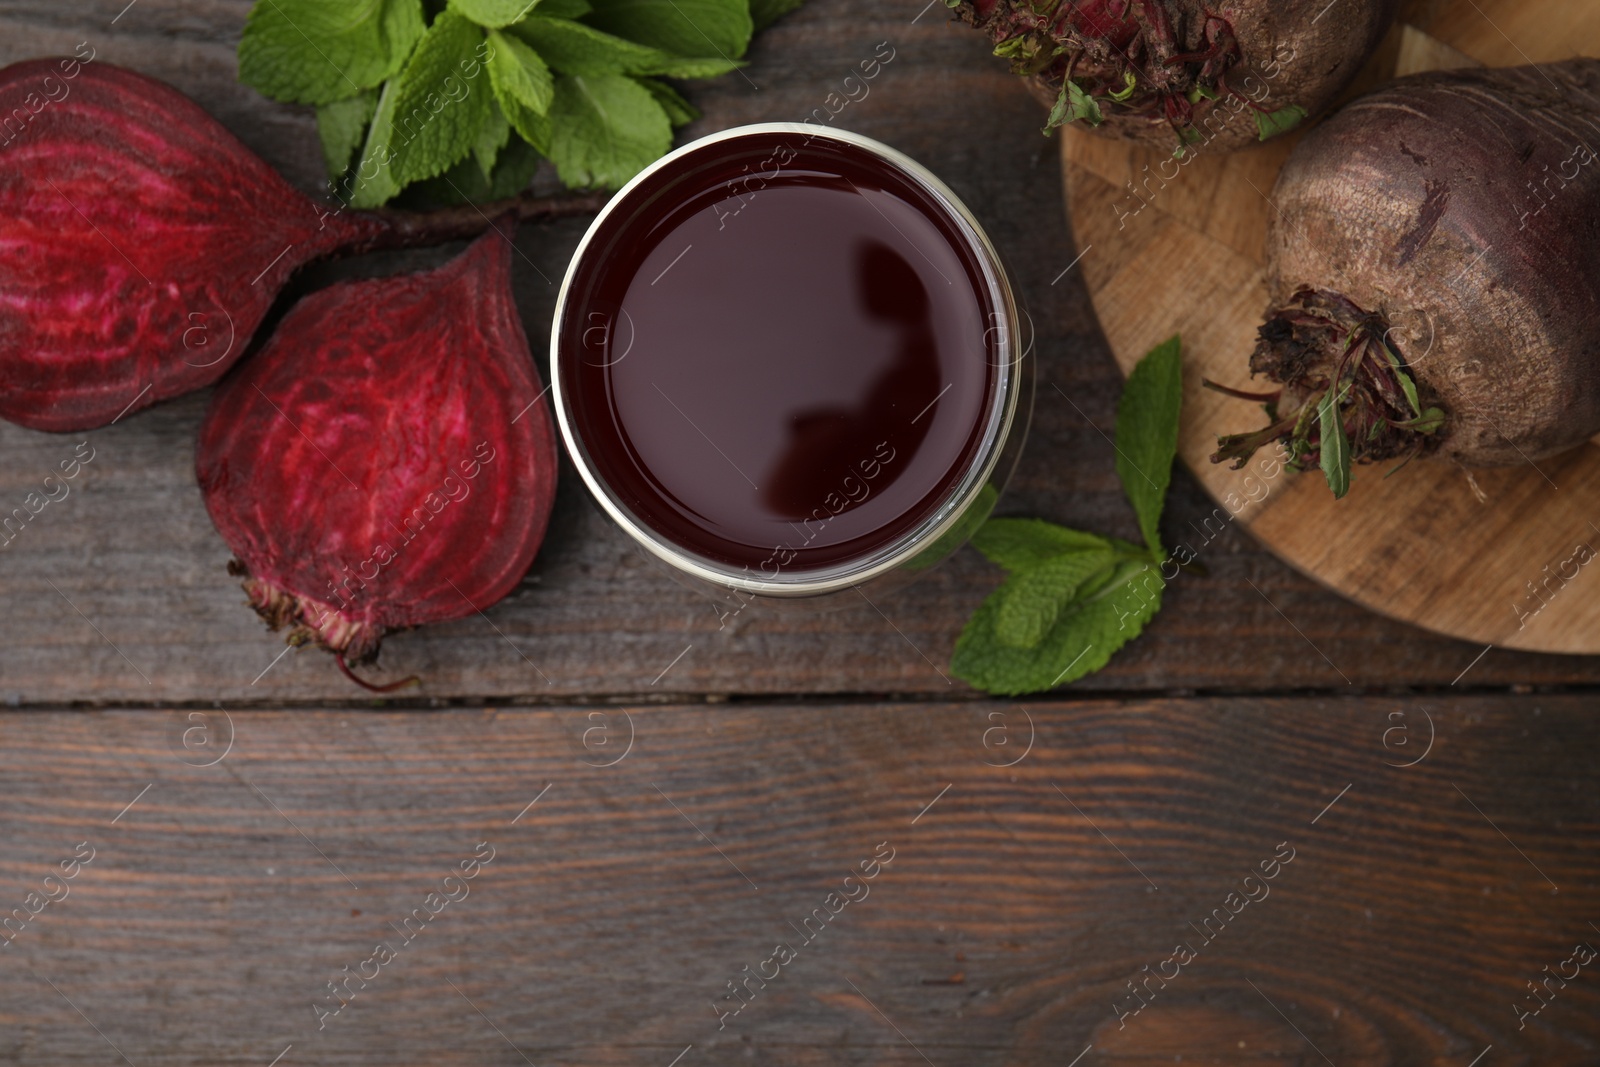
[196,227,558,686]
[0,58,386,431]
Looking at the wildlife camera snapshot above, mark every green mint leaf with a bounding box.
[412,133,540,204]
[348,78,403,208]
[994,551,1117,649]
[750,0,804,32]
[316,89,378,181]
[637,77,698,126]
[1254,103,1308,140]
[485,135,544,196]
[516,72,671,189]
[971,517,1111,572]
[498,86,546,152]
[642,55,744,78]
[1317,386,1352,498]
[385,10,494,188]
[451,0,542,28]
[239,0,424,106]
[510,16,680,76]
[1186,82,1218,103]
[953,560,1163,695]
[582,0,752,62]
[473,99,512,177]
[488,27,555,113]
[534,0,592,15]
[1115,334,1183,554]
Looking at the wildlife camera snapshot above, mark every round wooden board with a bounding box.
[1061,0,1600,654]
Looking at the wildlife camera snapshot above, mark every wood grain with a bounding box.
[4,0,1600,702]
[1061,0,1600,654]
[1,697,1596,1065]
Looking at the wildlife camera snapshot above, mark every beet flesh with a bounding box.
[1215,59,1600,477]
[196,228,558,674]
[952,0,1396,152]
[0,58,385,432]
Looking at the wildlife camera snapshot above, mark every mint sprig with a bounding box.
[239,0,798,206]
[952,336,1184,695]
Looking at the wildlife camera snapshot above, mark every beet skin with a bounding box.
[0,58,383,432]
[196,228,559,680]
[1215,59,1600,480]
[952,0,1397,152]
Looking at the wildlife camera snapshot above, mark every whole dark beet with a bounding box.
[0,57,384,432]
[951,0,1397,152]
[1212,59,1600,491]
[196,227,558,688]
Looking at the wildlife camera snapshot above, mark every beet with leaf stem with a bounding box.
[0,58,606,433]
[0,58,388,431]
[196,227,558,688]
[1211,59,1600,495]
[951,0,1396,152]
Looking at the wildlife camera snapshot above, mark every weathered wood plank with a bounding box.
[3,1,1600,702]
[1,696,1596,1064]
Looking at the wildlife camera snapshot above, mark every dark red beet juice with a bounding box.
[555,129,1008,579]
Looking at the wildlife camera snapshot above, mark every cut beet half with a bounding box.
[0,58,384,431]
[196,227,559,686]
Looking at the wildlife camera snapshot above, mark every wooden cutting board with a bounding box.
[1061,0,1600,654]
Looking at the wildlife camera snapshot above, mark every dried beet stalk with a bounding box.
[196,227,558,687]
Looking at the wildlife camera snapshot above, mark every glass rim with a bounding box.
[549,122,1026,597]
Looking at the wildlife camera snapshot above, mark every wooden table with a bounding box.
[1,2,1597,1064]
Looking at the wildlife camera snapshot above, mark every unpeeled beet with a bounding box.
[0,58,384,431]
[196,227,558,685]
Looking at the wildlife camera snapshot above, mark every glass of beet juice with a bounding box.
[552,124,1031,603]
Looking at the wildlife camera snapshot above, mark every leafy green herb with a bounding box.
[970,518,1111,571]
[486,28,555,115]
[993,548,1116,648]
[952,337,1185,695]
[638,78,699,125]
[1107,72,1137,102]
[239,0,425,106]
[1253,103,1308,141]
[471,100,512,176]
[239,0,790,204]
[450,0,543,30]
[530,73,673,189]
[316,90,378,179]
[384,10,494,187]
[1115,334,1181,553]
[583,0,751,62]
